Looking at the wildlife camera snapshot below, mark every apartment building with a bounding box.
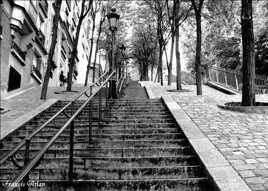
[0,0,90,99]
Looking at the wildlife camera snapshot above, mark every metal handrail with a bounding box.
[0,71,109,166]
[208,66,268,92]
[209,66,268,81]
[6,71,115,191]
[118,74,126,94]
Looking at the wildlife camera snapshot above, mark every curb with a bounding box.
[142,83,158,99]
[1,98,58,139]
[162,95,251,191]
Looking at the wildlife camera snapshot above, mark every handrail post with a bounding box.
[216,69,219,83]
[98,87,102,128]
[22,138,30,191]
[235,73,239,91]
[68,121,74,184]
[88,100,92,143]
[90,86,93,95]
[224,69,228,86]
[105,83,108,110]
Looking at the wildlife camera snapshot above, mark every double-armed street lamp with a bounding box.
[107,8,120,98]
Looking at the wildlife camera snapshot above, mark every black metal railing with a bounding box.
[208,66,268,93]
[31,65,42,82]
[38,0,48,18]
[117,73,126,97]
[66,0,71,11]
[35,30,45,47]
[2,71,112,191]
[11,41,26,61]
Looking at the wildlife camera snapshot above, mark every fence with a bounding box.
[208,67,268,93]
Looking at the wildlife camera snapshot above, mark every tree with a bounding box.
[66,0,93,91]
[191,0,205,95]
[241,0,255,106]
[92,5,106,83]
[132,24,158,81]
[40,0,62,100]
[174,1,191,90]
[84,0,101,86]
[145,0,170,86]
[165,0,176,86]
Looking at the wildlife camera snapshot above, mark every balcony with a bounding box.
[66,0,71,11]
[31,65,42,84]
[38,0,48,18]
[35,30,47,54]
[11,41,26,65]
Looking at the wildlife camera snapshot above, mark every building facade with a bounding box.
[0,0,90,99]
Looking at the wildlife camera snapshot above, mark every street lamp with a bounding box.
[107,8,120,32]
[107,8,120,98]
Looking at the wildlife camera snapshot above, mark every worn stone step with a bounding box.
[1,155,199,173]
[17,128,179,136]
[0,166,204,181]
[90,139,188,148]
[81,165,204,180]
[78,146,192,157]
[2,139,186,152]
[10,133,183,142]
[0,178,209,191]
[0,165,203,179]
[1,146,191,159]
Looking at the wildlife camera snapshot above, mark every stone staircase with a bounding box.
[0,82,216,191]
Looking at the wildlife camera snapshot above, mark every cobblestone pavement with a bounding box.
[145,82,268,191]
[0,85,90,137]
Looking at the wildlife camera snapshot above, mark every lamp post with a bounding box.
[107,8,120,98]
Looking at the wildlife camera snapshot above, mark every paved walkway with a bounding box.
[0,85,89,138]
[143,82,268,191]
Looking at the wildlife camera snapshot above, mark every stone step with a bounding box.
[1,155,199,170]
[23,122,177,129]
[10,133,184,142]
[1,139,188,153]
[0,166,204,180]
[7,178,208,191]
[0,177,208,191]
[78,146,192,157]
[1,146,191,159]
[15,127,179,136]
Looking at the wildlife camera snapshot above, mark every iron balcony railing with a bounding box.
[208,66,268,92]
[35,30,46,47]
[31,65,42,80]
[2,71,113,191]
[11,41,26,61]
[38,0,48,18]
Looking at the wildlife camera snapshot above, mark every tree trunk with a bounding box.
[168,32,175,86]
[40,0,62,100]
[84,16,96,86]
[151,65,154,81]
[175,27,182,90]
[92,20,103,83]
[144,62,149,81]
[66,5,84,91]
[241,0,255,106]
[195,13,202,95]
[158,45,163,85]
